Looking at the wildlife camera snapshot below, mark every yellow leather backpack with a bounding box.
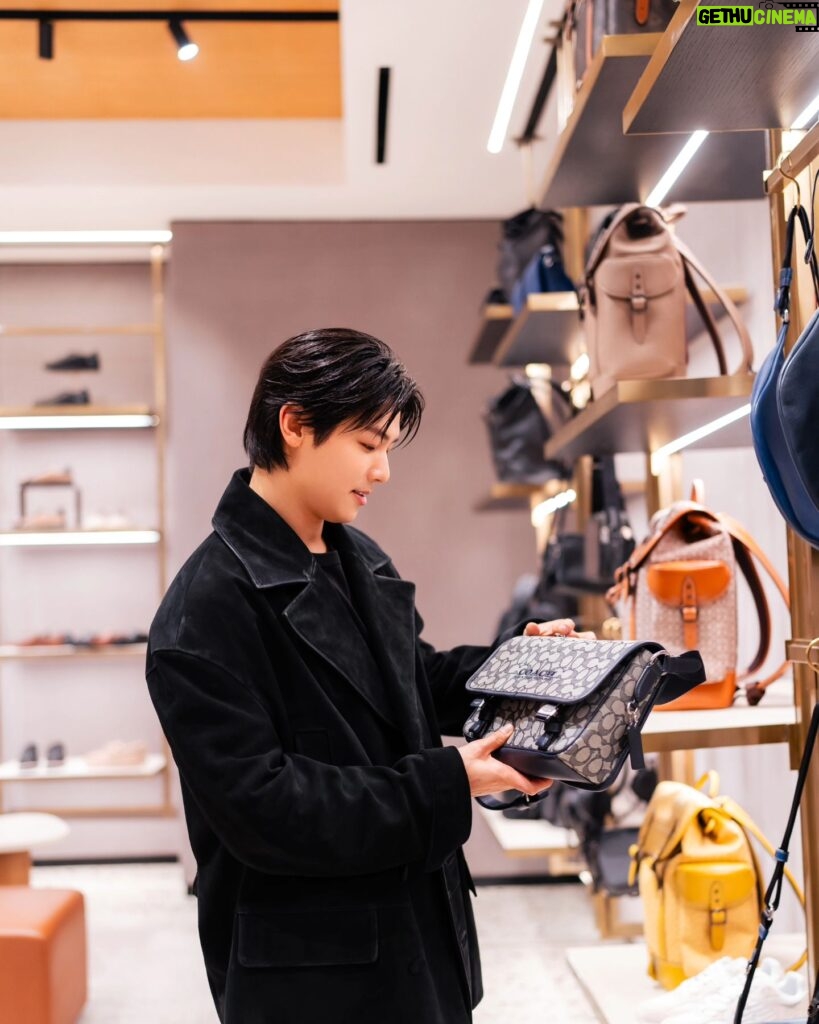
[629,771,804,989]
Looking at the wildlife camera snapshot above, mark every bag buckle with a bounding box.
[630,293,647,313]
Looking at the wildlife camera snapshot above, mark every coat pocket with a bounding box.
[236,907,378,968]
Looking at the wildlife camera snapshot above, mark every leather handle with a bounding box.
[683,261,729,374]
[675,237,755,375]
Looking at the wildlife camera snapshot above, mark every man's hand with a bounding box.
[458,724,553,799]
[523,618,596,640]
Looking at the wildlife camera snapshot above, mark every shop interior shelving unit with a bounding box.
[471,14,819,978]
[0,243,173,819]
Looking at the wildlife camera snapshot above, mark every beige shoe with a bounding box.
[83,740,148,767]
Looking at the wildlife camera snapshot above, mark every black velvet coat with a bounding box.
[146,469,514,1024]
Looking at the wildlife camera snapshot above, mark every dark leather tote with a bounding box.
[751,193,819,549]
[484,378,571,484]
[544,456,635,593]
[497,208,567,302]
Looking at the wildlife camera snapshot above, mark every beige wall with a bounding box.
[164,220,538,650]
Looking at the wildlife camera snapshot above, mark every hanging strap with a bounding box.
[777,203,819,323]
[675,237,755,375]
[733,702,819,1024]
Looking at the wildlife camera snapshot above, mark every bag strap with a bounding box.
[716,512,791,699]
[777,203,819,321]
[608,504,790,700]
[733,702,819,1023]
[477,789,552,811]
[674,237,755,375]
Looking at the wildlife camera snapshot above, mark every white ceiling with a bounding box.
[0,0,564,230]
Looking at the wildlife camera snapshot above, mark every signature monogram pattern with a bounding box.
[464,637,658,786]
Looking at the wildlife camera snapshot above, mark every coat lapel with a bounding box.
[283,570,401,735]
[342,551,427,752]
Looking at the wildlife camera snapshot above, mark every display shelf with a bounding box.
[624,0,819,135]
[487,287,748,369]
[642,690,795,754]
[478,805,578,857]
[474,482,551,512]
[566,937,808,1024]
[0,405,156,421]
[0,753,166,782]
[0,643,147,660]
[544,374,755,462]
[469,303,513,364]
[493,292,583,372]
[538,34,767,208]
[0,529,160,547]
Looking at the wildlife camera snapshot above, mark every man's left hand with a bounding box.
[523,618,596,640]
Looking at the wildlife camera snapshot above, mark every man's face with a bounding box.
[292,412,401,524]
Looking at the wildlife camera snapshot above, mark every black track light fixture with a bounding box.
[38,18,54,60]
[168,18,199,61]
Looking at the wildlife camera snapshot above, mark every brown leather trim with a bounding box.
[646,560,732,606]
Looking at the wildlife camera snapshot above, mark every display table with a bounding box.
[0,813,69,884]
[566,936,808,1024]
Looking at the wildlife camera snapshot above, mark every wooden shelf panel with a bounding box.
[545,374,755,462]
[474,482,548,513]
[0,753,166,782]
[0,405,155,418]
[0,643,147,661]
[539,34,767,208]
[488,287,748,369]
[469,304,513,364]
[0,324,156,337]
[624,0,819,135]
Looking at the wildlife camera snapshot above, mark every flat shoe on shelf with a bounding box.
[19,743,38,769]
[34,389,91,406]
[13,511,67,531]
[44,353,100,372]
[83,740,148,767]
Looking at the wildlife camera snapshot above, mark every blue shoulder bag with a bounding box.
[751,184,819,548]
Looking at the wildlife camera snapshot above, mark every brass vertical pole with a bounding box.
[767,127,819,978]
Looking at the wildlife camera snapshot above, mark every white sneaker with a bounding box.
[637,958,783,1023]
[660,966,806,1024]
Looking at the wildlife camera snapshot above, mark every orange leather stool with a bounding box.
[0,887,87,1024]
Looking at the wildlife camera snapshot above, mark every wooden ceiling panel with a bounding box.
[0,3,341,118]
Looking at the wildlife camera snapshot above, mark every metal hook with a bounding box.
[805,637,819,679]
[777,151,802,207]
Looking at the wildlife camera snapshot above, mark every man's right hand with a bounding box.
[458,723,553,799]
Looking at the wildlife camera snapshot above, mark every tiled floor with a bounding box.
[31,863,605,1023]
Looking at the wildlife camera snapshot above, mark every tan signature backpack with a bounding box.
[608,501,790,710]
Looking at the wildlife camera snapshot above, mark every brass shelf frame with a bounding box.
[0,244,174,823]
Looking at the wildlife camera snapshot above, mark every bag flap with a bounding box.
[595,254,682,301]
[674,862,756,909]
[465,635,657,704]
[646,560,732,607]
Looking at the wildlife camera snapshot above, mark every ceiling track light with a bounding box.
[38,17,53,60]
[0,9,340,61]
[168,18,198,61]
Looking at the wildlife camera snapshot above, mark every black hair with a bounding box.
[243,327,425,470]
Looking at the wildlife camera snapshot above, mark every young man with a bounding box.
[146,328,580,1024]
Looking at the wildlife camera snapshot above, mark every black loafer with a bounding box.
[45,353,100,372]
[20,743,38,769]
[46,742,66,767]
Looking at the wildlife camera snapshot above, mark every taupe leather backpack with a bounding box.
[582,205,754,397]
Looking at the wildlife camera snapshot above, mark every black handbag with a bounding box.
[496,208,568,302]
[543,456,635,593]
[484,377,572,485]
